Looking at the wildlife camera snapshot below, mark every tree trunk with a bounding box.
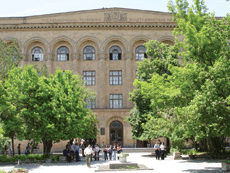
[12,137,14,156]
[42,138,53,155]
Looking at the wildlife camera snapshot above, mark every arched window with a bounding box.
[135,45,147,60]
[83,46,95,60]
[57,46,69,61]
[110,121,123,128]
[31,47,43,61]
[110,46,122,60]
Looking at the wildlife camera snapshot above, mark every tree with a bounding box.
[0,38,23,81]
[0,124,10,155]
[127,0,230,153]
[2,65,98,154]
[127,40,180,140]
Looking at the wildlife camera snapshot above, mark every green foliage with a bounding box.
[127,0,230,153]
[0,125,10,155]
[225,160,230,163]
[0,38,23,81]
[180,149,198,155]
[0,154,60,162]
[1,65,98,154]
[127,40,180,140]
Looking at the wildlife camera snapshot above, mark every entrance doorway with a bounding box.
[110,121,123,147]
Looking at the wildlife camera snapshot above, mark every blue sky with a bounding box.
[0,0,229,17]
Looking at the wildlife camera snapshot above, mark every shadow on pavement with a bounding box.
[0,159,108,172]
[141,154,155,157]
[178,159,224,164]
[183,167,222,173]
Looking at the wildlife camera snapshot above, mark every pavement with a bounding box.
[0,153,225,173]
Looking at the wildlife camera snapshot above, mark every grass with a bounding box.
[118,166,139,169]
[0,154,60,162]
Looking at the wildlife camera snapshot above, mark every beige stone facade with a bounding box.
[0,8,177,153]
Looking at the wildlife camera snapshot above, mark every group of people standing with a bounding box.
[63,142,81,162]
[101,143,122,161]
[154,141,167,160]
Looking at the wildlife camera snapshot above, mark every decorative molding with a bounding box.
[104,12,127,23]
[0,23,177,31]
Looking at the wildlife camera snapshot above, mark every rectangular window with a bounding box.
[83,71,95,86]
[110,70,122,85]
[110,94,122,108]
[100,128,105,135]
[85,98,96,109]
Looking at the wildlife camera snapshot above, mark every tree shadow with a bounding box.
[183,167,222,173]
[178,159,224,164]
[0,158,108,172]
[141,154,156,158]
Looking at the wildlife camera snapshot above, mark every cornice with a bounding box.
[0,22,177,31]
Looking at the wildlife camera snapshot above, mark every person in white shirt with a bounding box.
[160,142,166,160]
[94,144,100,161]
[84,145,93,167]
[154,142,160,160]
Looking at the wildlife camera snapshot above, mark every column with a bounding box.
[46,53,53,74]
[125,52,133,108]
[72,53,80,75]
[98,51,106,108]
[19,53,27,68]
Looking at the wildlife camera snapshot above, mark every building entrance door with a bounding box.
[110,121,123,147]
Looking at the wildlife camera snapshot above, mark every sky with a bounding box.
[0,0,229,17]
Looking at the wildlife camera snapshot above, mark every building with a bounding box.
[0,8,178,153]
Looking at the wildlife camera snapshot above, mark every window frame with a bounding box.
[135,45,147,60]
[110,94,122,109]
[109,70,122,85]
[57,46,69,61]
[83,71,96,86]
[109,46,122,60]
[85,98,96,109]
[83,46,96,61]
[31,46,43,61]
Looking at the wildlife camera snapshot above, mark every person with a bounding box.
[158,139,162,145]
[112,144,117,160]
[84,145,93,168]
[154,142,160,160]
[94,144,100,161]
[17,144,21,155]
[101,142,105,158]
[81,139,86,157]
[9,144,12,155]
[74,142,81,162]
[92,139,96,148]
[160,142,166,160]
[25,146,30,155]
[70,142,75,160]
[63,146,71,162]
[147,140,150,148]
[103,145,108,160]
[117,144,122,160]
[108,145,113,160]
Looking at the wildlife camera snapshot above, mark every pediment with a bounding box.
[0,8,173,25]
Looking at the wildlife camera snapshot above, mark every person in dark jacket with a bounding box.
[108,145,113,160]
[63,146,71,162]
[103,145,108,160]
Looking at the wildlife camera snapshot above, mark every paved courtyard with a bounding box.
[0,153,224,173]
